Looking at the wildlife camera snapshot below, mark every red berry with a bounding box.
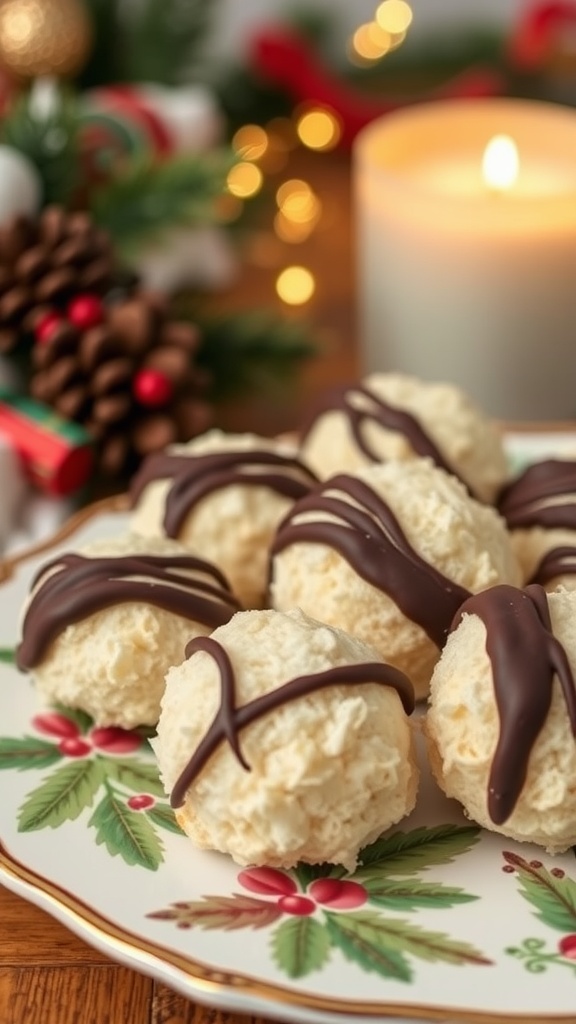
[238,867,297,897]
[133,368,173,407]
[35,311,65,344]
[33,712,80,739]
[278,895,315,916]
[309,878,368,909]
[67,294,104,330]
[90,726,142,754]
[559,934,576,959]
[127,794,155,811]
[58,737,92,757]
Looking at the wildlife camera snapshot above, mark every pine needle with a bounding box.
[88,150,234,258]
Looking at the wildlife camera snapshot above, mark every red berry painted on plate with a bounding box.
[309,878,368,909]
[90,726,142,754]
[238,867,297,896]
[58,737,92,757]
[32,712,80,739]
[127,794,155,811]
[133,368,173,407]
[278,895,315,916]
[67,293,104,330]
[35,311,65,344]
[559,934,576,959]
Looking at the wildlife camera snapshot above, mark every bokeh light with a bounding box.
[276,266,316,305]
[375,0,413,34]
[296,108,341,151]
[226,161,263,198]
[350,21,392,61]
[232,124,269,161]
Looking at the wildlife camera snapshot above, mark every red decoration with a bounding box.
[35,311,65,345]
[0,390,93,496]
[507,2,576,71]
[133,367,173,407]
[249,27,505,148]
[67,293,104,331]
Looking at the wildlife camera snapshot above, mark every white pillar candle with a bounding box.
[354,98,576,420]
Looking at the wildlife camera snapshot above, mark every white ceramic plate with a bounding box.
[2,438,576,1024]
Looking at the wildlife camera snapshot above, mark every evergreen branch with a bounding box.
[82,0,217,87]
[88,151,233,257]
[0,91,81,206]
[194,309,317,401]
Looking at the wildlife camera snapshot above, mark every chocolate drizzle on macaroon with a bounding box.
[300,383,474,495]
[451,584,576,825]
[270,474,470,649]
[130,449,318,537]
[170,634,414,808]
[17,552,240,670]
[498,459,576,585]
[498,459,576,529]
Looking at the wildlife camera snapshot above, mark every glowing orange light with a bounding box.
[296,108,341,151]
[226,162,263,198]
[276,266,316,305]
[232,124,269,161]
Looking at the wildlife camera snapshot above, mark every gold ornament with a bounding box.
[0,0,92,79]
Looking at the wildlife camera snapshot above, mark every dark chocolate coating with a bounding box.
[17,551,239,670]
[170,634,415,808]
[450,584,576,824]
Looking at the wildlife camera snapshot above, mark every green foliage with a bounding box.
[89,788,164,869]
[195,309,317,401]
[81,0,217,88]
[105,757,166,798]
[363,879,479,911]
[504,851,576,933]
[0,648,15,664]
[0,735,63,771]
[272,916,331,978]
[0,91,81,206]
[89,151,234,258]
[356,824,482,876]
[18,758,105,831]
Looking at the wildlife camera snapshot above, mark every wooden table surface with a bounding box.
[0,151,358,1024]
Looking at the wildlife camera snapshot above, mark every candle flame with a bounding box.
[482,135,519,193]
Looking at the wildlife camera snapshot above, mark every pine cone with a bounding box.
[30,292,213,480]
[0,205,119,355]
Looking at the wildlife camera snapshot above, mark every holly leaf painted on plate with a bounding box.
[0,647,15,664]
[355,825,481,876]
[0,735,63,771]
[89,790,163,870]
[325,911,492,972]
[147,894,283,930]
[105,757,165,797]
[323,910,412,981]
[363,878,479,910]
[293,862,346,889]
[272,916,331,978]
[146,802,184,835]
[18,758,105,831]
[504,851,576,933]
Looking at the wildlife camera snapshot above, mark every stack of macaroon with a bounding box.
[16,372,576,868]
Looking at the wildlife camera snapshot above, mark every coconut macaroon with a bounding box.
[130,429,318,609]
[270,459,521,701]
[153,608,417,871]
[498,459,576,590]
[16,532,240,729]
[299,372,508,504]
[426,584,576,853]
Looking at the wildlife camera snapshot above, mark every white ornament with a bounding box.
[0,146,41,224]
[139,84,223,153]
[136,225,238,293]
